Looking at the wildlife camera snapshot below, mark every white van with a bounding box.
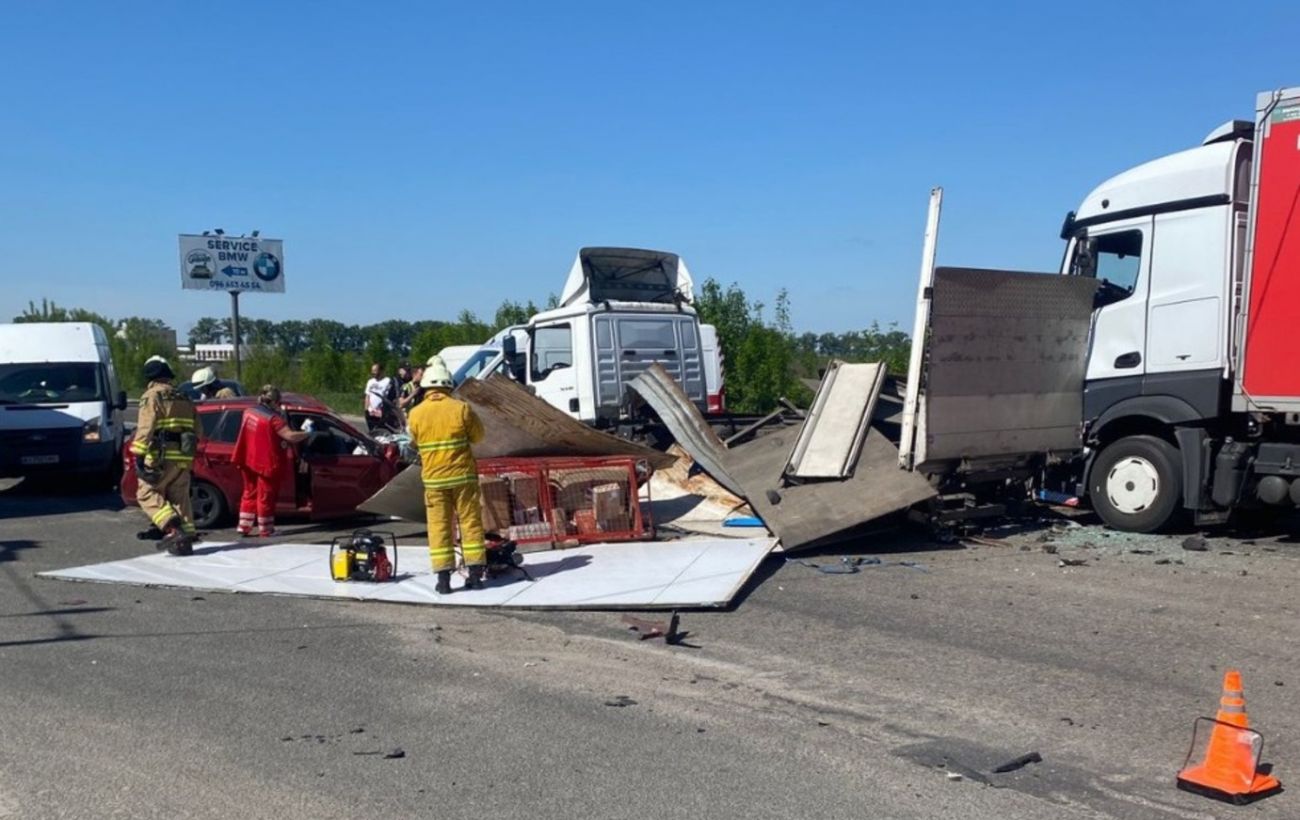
[434,344,483,375]
[0,322,128,483]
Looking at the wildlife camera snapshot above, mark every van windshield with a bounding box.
[0,363,105,404]
[452,349,500,385]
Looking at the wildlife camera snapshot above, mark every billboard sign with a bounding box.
[179,235,285,293]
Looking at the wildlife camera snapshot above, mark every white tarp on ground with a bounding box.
[39,537,776,610]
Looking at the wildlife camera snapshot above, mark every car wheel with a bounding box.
[190,480,229,529]
[1089,435,1182,533]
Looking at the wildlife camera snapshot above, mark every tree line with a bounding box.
[14,287,912,413]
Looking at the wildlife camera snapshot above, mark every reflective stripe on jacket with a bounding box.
[407,390,484,490]
[131,382,198,466]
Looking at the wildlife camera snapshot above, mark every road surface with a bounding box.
[2,478,1297,818]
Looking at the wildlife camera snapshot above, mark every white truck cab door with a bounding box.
[1072,216,1152,381]
[526,322,580,418]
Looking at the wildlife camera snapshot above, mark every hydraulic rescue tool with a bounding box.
[329,529,397,582]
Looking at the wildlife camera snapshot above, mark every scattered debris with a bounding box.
[1058,558,1087,567]
[621,612,687,645]
[353,748,406,759]
[992,752,1043,773]
[1042,544,1058,555]
[946,772,963,782]
[604,695,638,708]
[1182,536,1209,552]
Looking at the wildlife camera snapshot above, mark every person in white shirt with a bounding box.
[363,363,396,433]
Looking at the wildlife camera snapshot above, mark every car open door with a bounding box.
[291,413,387,519]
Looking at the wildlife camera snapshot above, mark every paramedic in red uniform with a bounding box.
[232,385,308,537]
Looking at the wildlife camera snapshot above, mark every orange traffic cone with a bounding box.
[1176,669,1281,804]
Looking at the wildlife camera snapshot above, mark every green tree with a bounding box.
[695,279,804,413]
[241,345,294,392]
[189,317,225,345]
[363,329,393,372]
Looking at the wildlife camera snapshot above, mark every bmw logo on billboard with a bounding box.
[253,252,282,282]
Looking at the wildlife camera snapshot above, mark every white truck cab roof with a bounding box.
[1073,140,1242,228]
[558,247,695,308]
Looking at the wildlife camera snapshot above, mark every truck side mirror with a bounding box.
[115,390,128,411]
[1070,237,1097,280]
[502,336,517,358]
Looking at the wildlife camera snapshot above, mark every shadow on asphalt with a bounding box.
[0,478,124,520]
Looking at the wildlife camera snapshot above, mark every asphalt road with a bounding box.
[3,478,1299,819]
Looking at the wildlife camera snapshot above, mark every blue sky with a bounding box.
[4,1,1300,338]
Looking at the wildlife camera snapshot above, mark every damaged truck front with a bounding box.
[455,247,714,436]
[903,87,1300,533]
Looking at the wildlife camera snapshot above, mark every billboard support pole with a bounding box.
[230,291,242,383]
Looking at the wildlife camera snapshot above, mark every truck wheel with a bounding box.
[190,480,229,529]
[1089,435,1182,533]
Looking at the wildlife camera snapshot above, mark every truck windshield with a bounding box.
[0,362,105,404]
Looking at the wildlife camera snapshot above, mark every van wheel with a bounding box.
[1089,435,1182,533]
[190,480,228,529]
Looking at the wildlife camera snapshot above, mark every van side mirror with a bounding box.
[115,390,128,411]
[502,337,517,358]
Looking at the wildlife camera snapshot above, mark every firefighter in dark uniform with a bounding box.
[131,356,200,555]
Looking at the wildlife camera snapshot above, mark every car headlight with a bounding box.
[83,419,102,442]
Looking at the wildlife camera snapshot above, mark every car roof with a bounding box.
[198,393,330,413]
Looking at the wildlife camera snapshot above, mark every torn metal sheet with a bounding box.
[785,360,884,480]
[921,268,1098,467]
[40,537,776,610]
[628,364,743,497]
[724,427,936,551]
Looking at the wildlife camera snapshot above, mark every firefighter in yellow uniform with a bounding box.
[406,356,485,594]
[132,357,200,555]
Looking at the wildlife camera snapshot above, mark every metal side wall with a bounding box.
[921,268,1098,466]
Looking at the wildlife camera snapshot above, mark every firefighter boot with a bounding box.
[435,571,452,595]
[464,566,484,590]
[156,517,184,553]
[167,535,194,557]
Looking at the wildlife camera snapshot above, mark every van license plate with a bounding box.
[21,455,59,465]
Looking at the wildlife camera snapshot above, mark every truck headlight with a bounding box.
[83,419,102,443]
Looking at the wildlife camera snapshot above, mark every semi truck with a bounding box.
[453,247,714,432]
[901,86,1300,533]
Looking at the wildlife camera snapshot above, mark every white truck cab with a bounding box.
[453,247,709,427]
[0,322,128,484]
[1059,123,1251,419]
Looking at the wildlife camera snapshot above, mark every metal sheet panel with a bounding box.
[785,361,884,479]
[724,427,936,551]
[923,268,1098,464]
[627,364,743,497]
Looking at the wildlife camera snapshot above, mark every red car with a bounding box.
[121,394,405,529]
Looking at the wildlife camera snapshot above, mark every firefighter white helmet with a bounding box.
[192,367,217,389]
[421,356,454,389]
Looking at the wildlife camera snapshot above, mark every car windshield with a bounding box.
[0,362,104,404]
[452,348,501,385]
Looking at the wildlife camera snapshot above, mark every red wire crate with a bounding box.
[477,456,652,546]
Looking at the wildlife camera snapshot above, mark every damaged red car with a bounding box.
[121,395,405,528]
